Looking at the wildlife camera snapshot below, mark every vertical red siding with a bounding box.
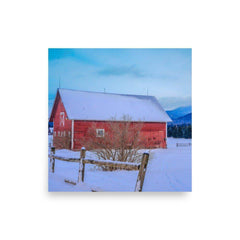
[141,122,167,148]
[73,120,167,150]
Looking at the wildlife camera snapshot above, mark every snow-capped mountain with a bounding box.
[170,113,192,125]
[166,106,192,120]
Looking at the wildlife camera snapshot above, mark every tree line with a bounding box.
[167,124,192,139]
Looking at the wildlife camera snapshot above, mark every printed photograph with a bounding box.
[48,48,192,192]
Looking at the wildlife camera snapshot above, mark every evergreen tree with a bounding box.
[167,124,192,139]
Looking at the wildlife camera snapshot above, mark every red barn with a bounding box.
[49,89,172,150]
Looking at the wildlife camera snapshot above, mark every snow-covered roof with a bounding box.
[58,89,172,122]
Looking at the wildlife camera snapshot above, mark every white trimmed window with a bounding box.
[60,112,65,127]
[96,129,105,137]
[58,131,60,136]
[53,131,56,137]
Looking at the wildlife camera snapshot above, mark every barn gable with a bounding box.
[52,88,172,122]
[49,90,69,122]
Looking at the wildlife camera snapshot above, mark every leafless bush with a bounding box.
[79,116,144,170]
[53,135,71,149]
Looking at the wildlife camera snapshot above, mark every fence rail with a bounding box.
[83,159,140,170]
[176,143,191,147]
[47,155,140,170]
[48,155,80,162]
[49,147,149,192]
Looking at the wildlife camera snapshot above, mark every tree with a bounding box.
[167,124,192,139]
[185,125,192,138]
[167,125,173,137]
[172,125,178,138]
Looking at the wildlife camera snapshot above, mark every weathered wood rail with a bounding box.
[49,147,149,192]
[48,155,80,162]
[48,154,140,170]
[83,159,140,170]
[176,143,191,147]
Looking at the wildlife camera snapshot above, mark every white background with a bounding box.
[1,1,240,240]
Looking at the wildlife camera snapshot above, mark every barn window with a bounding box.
[53,131,56,137]
[58,131,60,136]
[68,131,71,137]
[96,129,105,137]
[60,112,65,127]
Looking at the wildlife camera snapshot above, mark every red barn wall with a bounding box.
[73,121,108,150]
[52,95,72,148]
[73,120,167,150]
[141,122,167,148]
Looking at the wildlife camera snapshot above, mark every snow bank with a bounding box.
[48,137,191,192]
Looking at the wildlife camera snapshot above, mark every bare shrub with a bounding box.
[53,135,71,149]
[79,116,144,170]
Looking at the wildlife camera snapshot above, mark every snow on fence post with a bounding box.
[50,147,55,173]
[134,152,149,192]
[78,147,86,183]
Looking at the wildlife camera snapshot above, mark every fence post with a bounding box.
[134,152,149,192]
[50,146,55,173]
[78,147,86,183]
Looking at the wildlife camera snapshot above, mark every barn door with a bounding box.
[141,130,165,148]
[149,130,164,148]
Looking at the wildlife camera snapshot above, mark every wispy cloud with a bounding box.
[158,96,192,110]
[48,48,98,66]
[97,65,145,78]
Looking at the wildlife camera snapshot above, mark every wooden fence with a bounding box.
[176,143,191,147]
[49,147,149,192]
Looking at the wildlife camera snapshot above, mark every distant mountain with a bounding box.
[166,106,192,120]
[170,113,192,125]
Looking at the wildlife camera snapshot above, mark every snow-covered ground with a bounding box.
[48,136,191,192]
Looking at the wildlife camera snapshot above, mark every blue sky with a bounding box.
[48,48,191,111]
